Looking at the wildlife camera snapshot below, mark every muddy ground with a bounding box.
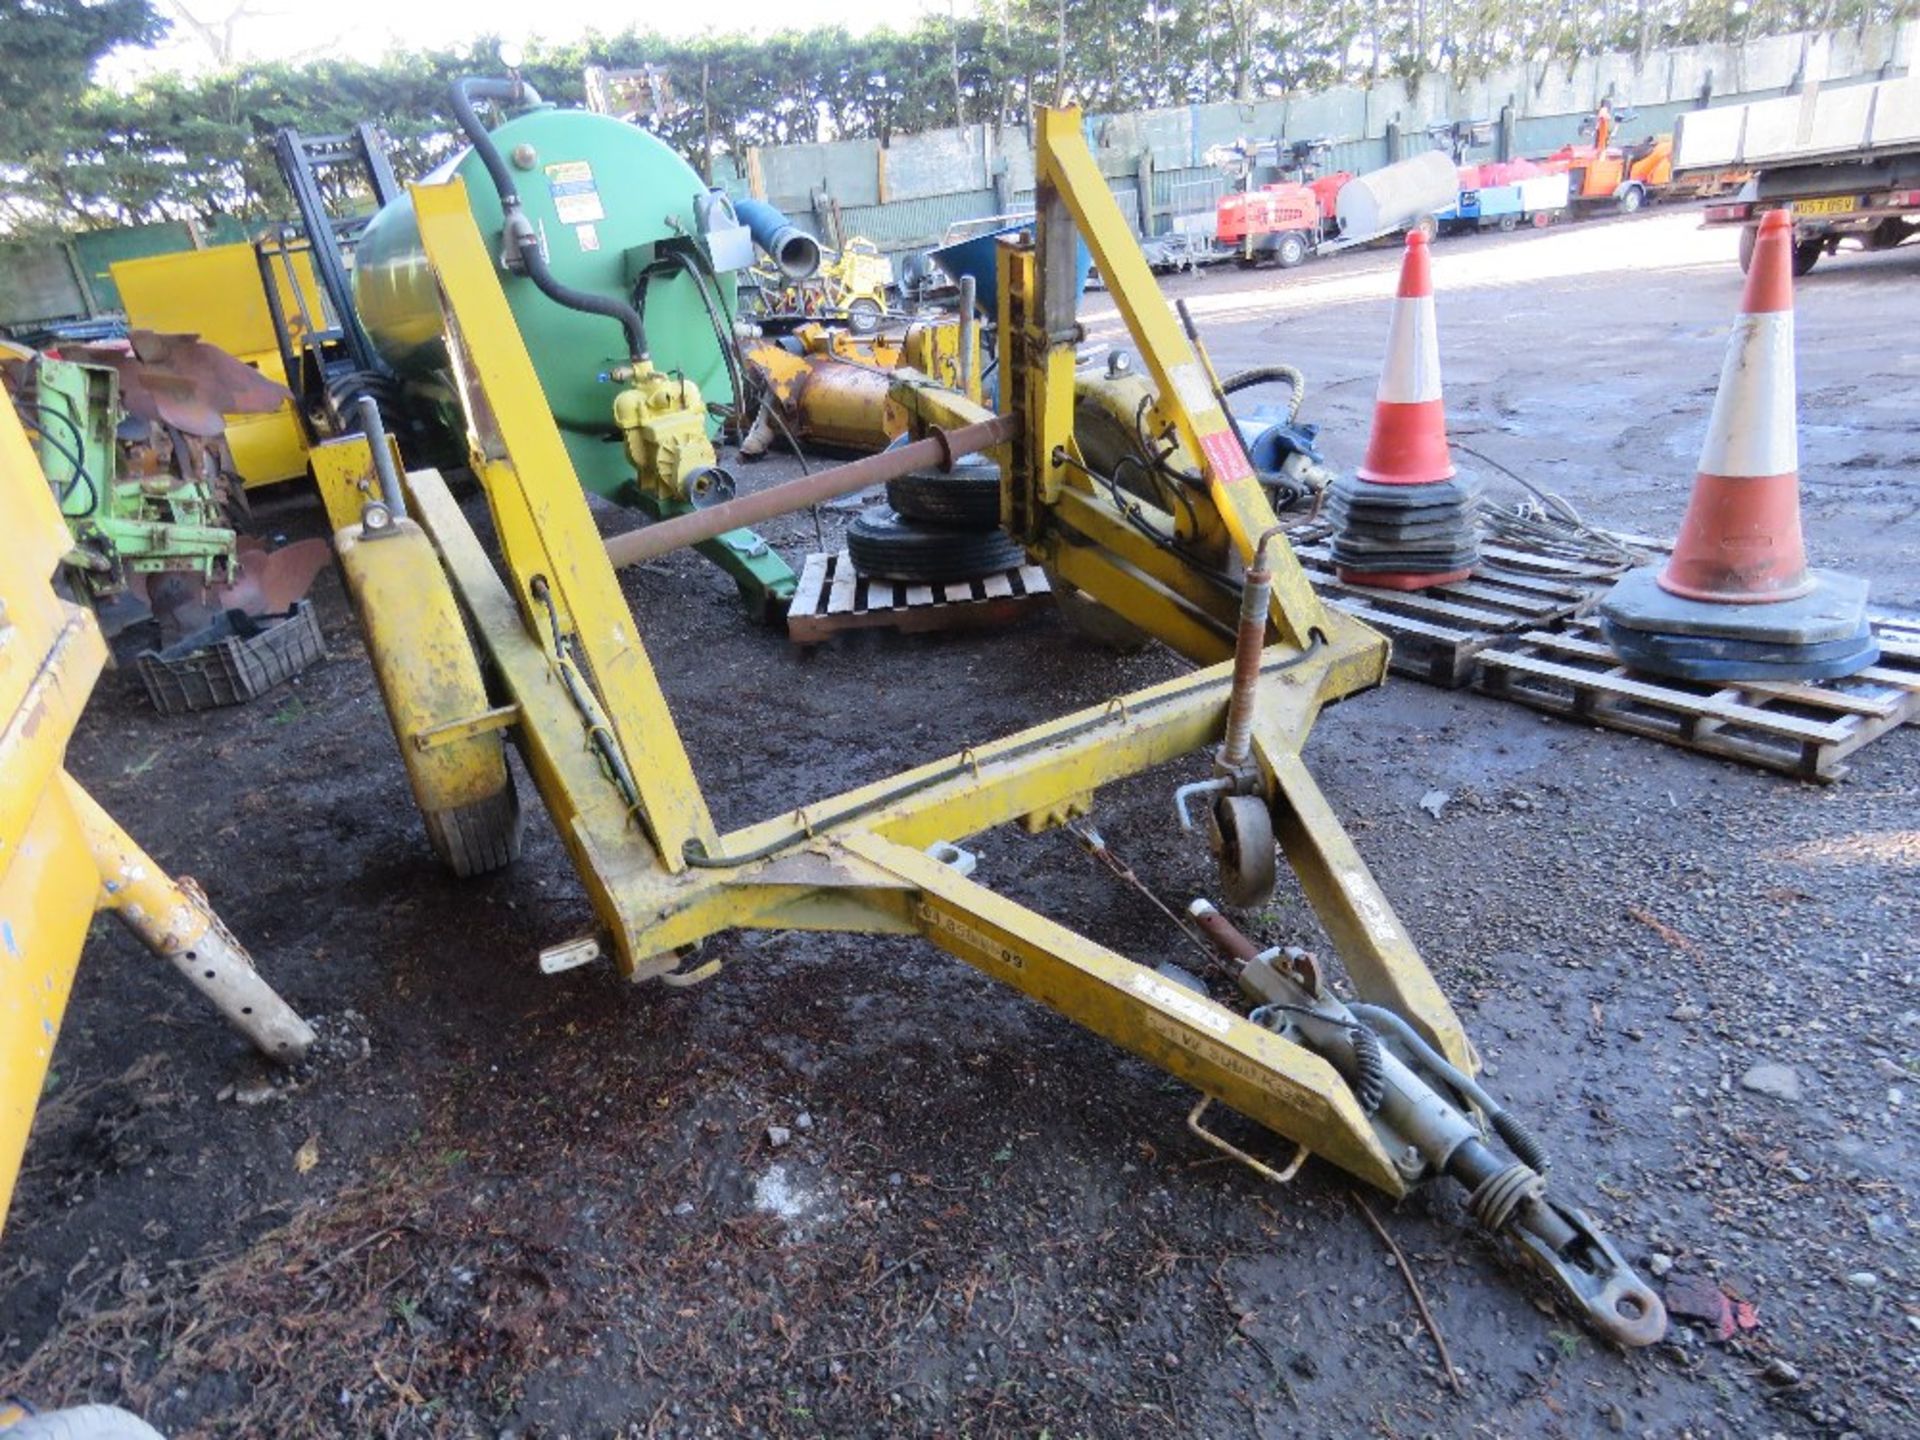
[3,212,1915,1438]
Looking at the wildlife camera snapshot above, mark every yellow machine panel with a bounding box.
[112,243,318,360]
[110,244,318,488]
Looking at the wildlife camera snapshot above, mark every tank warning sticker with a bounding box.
[575,223,601,252]
[545,160,606,225]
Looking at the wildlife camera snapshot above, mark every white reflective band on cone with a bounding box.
[1375,297,1443,405]
[1696,311,1798,479]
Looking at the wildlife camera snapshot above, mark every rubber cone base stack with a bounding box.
[1599,566,1879,682]
[1327,470,1482,590]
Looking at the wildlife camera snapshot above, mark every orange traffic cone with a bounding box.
[1359,229,1453,487]
[1599,209,1877,681]
[1327,230,1480,590]
[1659,208,1808,602]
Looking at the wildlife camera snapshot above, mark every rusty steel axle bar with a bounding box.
[603,413,1020,571]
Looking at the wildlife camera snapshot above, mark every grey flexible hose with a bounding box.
[1222,364,1306,424]
[1347,1002,1551,1172]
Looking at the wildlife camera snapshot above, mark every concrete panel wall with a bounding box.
[752,23,1909,252]
[8,25,1913,335]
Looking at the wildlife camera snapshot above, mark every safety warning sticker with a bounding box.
[545,160,606,225]
[1198,428,1253,483]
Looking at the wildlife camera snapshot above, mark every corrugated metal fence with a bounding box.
[734,22,1907,255]
[2,22,1907,330]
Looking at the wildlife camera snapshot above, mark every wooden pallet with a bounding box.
[1476,616,1920,781]
[788,550,1054,645]
[1285,522,1603,687]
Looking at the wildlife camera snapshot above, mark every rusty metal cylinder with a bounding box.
[605,413,1018,570]
[1187,898,1263,964]
[1220,566,1272,769]
[1219,528,1292,769]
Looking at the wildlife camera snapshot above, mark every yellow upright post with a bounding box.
[1,404,312,1237]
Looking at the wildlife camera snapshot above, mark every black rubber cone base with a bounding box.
[1331,471,1483,513]
[1328,468,1480,581]
[1598,564,1880,681]
[1600,618,1880,681]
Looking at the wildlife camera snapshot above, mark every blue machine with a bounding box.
[928,220,1093,310]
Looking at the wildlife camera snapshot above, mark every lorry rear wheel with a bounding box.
[1792,240,1822,276]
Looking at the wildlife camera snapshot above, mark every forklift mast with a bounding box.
[256,124,404,435]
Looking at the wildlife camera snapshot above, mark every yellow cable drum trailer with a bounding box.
[306,88,1664,1348]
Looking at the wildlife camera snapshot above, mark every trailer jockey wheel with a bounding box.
[1212,794,1278,908]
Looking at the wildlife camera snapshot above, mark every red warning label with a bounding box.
[1198,428,1253,483]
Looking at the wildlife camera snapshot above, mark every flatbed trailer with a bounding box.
[1676,74,1920,274]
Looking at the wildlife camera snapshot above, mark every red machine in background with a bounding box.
[1211,137,1353,267]
[1215,170,1353,266]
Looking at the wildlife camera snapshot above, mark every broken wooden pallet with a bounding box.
[1285,521,1603,687]
[1476,616,1920,781]
[788,550,1053,645]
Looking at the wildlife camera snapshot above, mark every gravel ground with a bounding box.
[2,210,1915,1438]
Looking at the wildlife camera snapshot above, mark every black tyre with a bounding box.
[1617,184,1645,214]
[1737,225,1757,273]
[1863,217,1913,251]
[885,461,1002,531]
[422,773,524,879]
[1274,231,1309,268]
[1496,213,1518,232]
[846,508,1024,583]
[847,298,883,335]
[1792,240,1822,277]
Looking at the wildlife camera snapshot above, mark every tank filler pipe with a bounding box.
[734,198,823,280]
[1221,364,1306,425]
[447,75,650,361]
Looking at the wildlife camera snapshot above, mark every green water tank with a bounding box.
[353,107,736,501]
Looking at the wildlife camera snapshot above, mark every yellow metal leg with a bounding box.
[839,830,1408,1195]
[64,775,316,1061]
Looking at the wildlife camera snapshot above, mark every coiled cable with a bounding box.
[1248,1001,1385,1115]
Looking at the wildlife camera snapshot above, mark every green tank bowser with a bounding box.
[353,83,817,618]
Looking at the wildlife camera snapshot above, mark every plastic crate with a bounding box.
[137,601,326,714]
